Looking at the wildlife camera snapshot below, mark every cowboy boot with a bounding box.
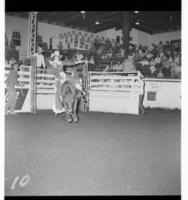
[66,114,73,123]
[72,113,79,123]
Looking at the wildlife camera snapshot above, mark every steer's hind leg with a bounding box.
[65,113,73,123]
[72,112,78,123]
[72,98,79,123]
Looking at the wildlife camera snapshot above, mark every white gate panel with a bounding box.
[36,94,55,110]
[89,91,139,114]
[88,72,140,115]
[143,78,181,109]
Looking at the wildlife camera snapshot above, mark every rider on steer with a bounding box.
[46,50,75,115]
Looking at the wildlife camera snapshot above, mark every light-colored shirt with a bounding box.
[139,60,149,66]
[33,53,46,68]
[6,70,18,88]
[155,57,161,64]
[135,79,144,95]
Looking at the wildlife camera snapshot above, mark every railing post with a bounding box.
[30,56,37,113]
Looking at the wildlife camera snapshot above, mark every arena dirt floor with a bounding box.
[5,109,181,196]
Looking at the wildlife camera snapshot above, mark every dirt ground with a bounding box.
[5,109,181,195]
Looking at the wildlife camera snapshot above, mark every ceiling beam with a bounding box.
[57,12,80,24]
[65,11,120,26]
[99,11,120,19]
[6,12,28,19]
[132,24,153,34]
[87,20,116,29]
[90,22,119,33]
[38,12,58,19]
[70,18,121,30]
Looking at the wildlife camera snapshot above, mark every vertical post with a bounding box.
[27,12,38,113]
[30,56,37,113]
[84,62,89,112]
[81,62,88,112]
[87,71,90,112]
[122,11,131,59]
[27,12,38,58]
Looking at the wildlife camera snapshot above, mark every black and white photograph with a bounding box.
[2,1,184,198]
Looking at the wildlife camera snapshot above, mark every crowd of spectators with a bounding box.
[131,40,181,78]
[88,37,181,79]
[90,37,125,59]
[5,32,181,79]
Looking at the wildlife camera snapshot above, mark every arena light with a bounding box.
[95,21,100,25]
[134,11,139,14]
[81,11,86,19]
[135,21,140,25]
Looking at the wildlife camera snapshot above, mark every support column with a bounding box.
[30,56,37,113]
[27,12,38,113]
[27,12,38,57]
[122,11,131,59]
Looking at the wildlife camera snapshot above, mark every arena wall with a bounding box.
[97,28,151,46]
[148,30,181,45]
[5,15,29,59]
[97,28,181,47]
[5,14,151,58]
[5,14,181,59]
[5,15,98,58]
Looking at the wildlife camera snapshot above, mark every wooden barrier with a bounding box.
[5,65,33,113]
[5,65,181,113]
[88,72,181,113]
[88,71,141,114]
[4,62,87,113]
[143,78,181,109]
[35,63,88,111]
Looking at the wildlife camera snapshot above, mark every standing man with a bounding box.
[138,73,145,115]
[5,63,22,115]
[33,45,46,73]
[135,72,145,115]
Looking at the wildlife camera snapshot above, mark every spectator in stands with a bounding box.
[146,51,153,60]
[148,58,155,76]
[112,61,123,71]
[164,41,170,50]
[104,39,112,52]
[150,43,157,56]
[154,53,162,69]
[128,45,134,55]
[9,57,17,66]
[10,39,16,50]
[157,69,164,78]
[158,41,163,53]
[161,54,171,78]
[57,41,63,51]
[88,56,95,71]
[103,65,110,72]
[170,55,181,79]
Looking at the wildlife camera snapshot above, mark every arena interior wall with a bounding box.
[6,14,180,60]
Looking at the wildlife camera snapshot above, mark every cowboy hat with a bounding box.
[54,50,60,57]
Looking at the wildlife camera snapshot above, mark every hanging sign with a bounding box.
[148,82,161,91]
